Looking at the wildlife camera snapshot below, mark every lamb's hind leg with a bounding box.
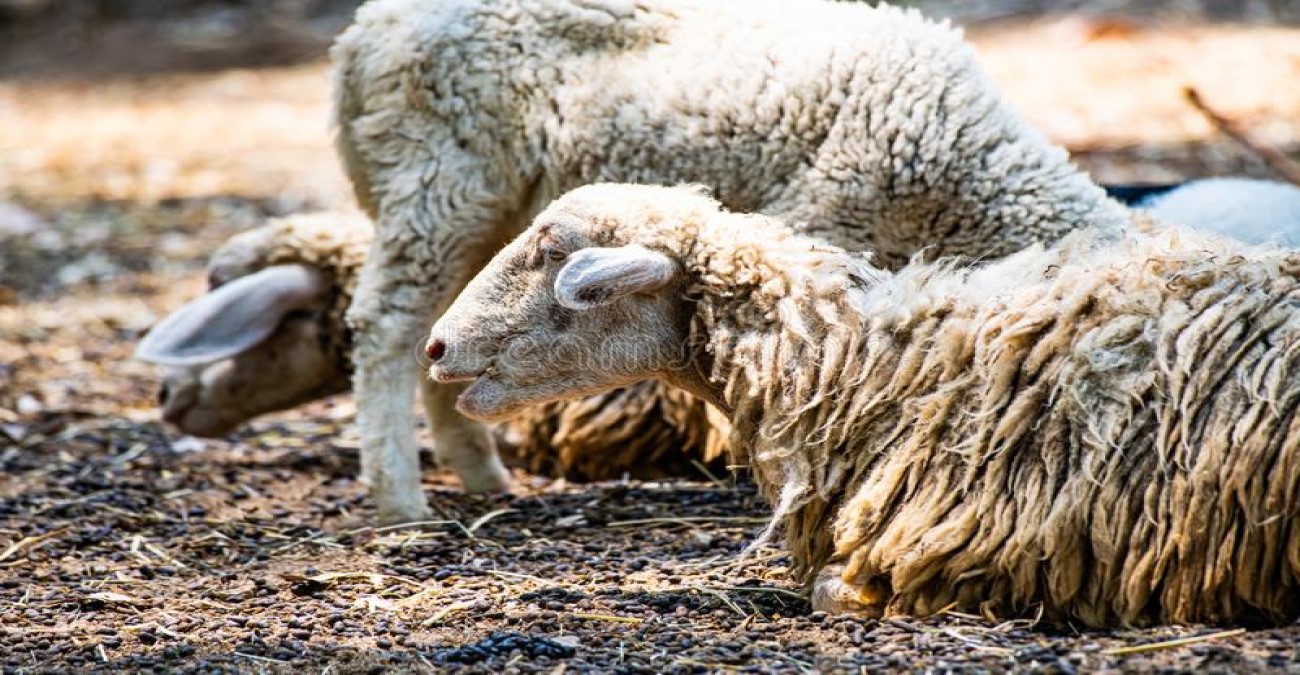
[419,377,509,492]
[811,563,887,617]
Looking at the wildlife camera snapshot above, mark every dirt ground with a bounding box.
[3,3,1300,673]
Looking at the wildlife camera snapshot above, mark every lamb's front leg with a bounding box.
[419,377,509,492]
[350,305,436,524]
[348,212,517,522]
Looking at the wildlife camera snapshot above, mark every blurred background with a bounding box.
[1,0,1298,419]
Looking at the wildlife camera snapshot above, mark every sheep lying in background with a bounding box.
[428,183,1300,627]
[1112,177,1300,245]
[136,212,368,437]
[134,212,727,480]
[333,0,1132,522]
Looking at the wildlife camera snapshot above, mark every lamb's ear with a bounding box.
[135,264,327,366]
[554,245,678,310]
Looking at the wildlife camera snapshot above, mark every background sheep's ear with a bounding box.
[554,245,678,310]
[135,264,327,366]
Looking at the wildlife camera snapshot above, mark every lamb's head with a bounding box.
[135,216,363,436]
[427,184,719,421]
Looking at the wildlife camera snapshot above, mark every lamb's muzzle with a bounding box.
[425,320,500,393]
[423,332,488,385]
[425,352,480,384]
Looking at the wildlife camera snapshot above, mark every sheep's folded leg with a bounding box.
[420,377,509,492]
[810,564,886,617]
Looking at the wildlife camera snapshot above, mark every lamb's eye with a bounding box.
[543,247,567,263]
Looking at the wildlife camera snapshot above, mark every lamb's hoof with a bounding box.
[375,500,435,526]
[811,565,885,616]
[459,469,512,494]
[453,456,513,494]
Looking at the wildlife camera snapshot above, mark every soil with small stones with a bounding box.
[8,428,1300,674]
[4,2,1300,673]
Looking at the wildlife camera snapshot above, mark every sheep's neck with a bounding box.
[822,164,1127,270]
[699,295,854,580]
[659,350,729,416]
[678,230,895,578]
[797,48,1132,267]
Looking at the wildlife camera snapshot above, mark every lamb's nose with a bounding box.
[425,339,446,362]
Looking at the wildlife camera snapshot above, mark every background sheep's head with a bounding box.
[427,184,715,421]
[135,225,352,437]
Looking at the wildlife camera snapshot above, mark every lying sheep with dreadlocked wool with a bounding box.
[427,183,1300,627]
[134,212,727,480]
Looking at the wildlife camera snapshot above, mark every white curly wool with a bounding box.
[331,0,1128,523]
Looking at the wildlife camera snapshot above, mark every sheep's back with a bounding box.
[814,230,1300,626]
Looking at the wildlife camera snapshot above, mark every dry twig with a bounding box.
[0,527,69,564]
[1103,628,1247,657]
[701,584,806,602]
[422,599,477,626]
[689,459,731,490]
[1184,87,1300,186]
[570,613,644,625]
[606,516,768,528]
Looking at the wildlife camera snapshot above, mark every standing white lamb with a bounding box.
[332,0,1129,522]
[428,183,1300,627]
